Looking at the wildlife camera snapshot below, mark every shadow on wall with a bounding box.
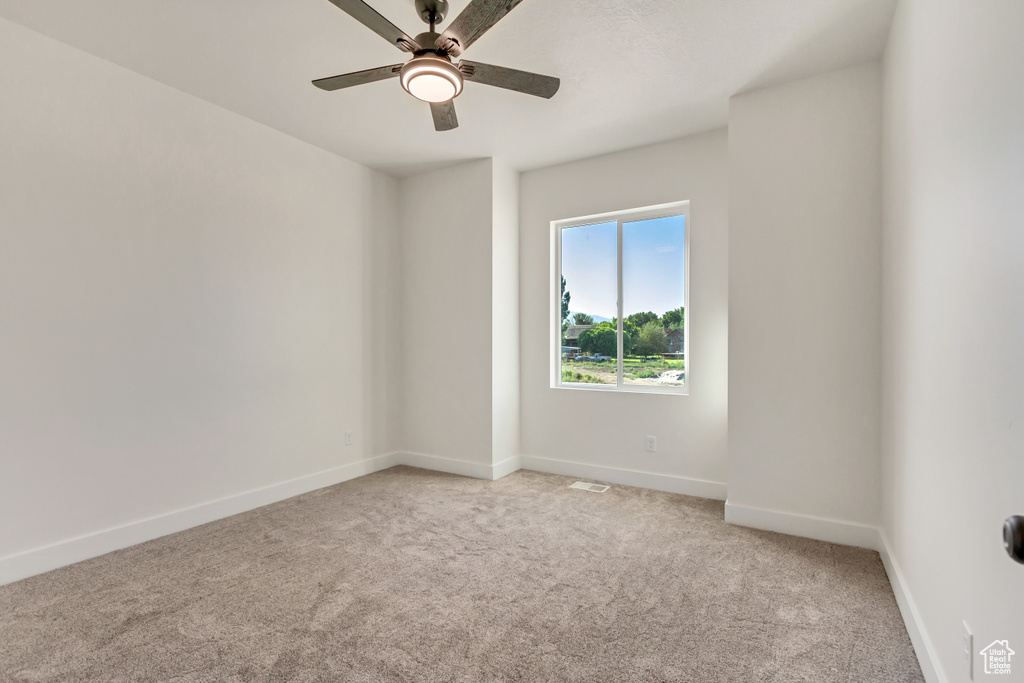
[743,0,898,93]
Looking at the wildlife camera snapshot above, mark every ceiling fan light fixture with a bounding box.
[400,56,463,103]
[313,0,560,131]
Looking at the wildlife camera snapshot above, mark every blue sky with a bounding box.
[561,215,685,320]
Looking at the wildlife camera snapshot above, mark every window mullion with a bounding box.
[616,219,624,387]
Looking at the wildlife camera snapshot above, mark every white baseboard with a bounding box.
[0,453,400,587]
[723,500,881,550]
[394,451,521,481]
[520,455,728,500]
[3,452,721,585]
[877,530,945,683]
[396,451,497,480]
[1,450,525,587]
[492,455,522,480]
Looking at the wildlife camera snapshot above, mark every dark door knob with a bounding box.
[1004,516,1024,564]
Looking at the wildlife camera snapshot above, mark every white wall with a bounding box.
[363,172,402,458]
[882,2,1024,681]
[397,159,494,468]
[0,18,398,582]
[519,130,730,496]
[491,162,521,473]
[726,62,883,545]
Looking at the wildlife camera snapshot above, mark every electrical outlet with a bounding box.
[962,620,973,681]
[345,431,354,446]
[645,436,657,453]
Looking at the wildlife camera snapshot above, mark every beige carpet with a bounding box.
[0,466,923,682]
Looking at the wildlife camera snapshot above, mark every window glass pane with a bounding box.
[622,215,685,387]
[560,221,617,385]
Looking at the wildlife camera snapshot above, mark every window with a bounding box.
[553,201,688,394]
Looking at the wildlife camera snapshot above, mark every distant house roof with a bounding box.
[565,324,597,340]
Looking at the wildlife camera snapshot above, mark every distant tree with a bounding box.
[610,318,639,342]
[577,328,615,357]
[572,313,595,325]
[598,318,639,353]
[559,276,572,345]
[662,307,685,329]
[560,276,571,324]
[633,321,668,356]
[627,311,659,328]
[578,326,630,358]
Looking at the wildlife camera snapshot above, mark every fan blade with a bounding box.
[326,0,421,51]
[430,101,459,131]
[313,63,403,91]
[435,0,524,58]
[458,60,559,98]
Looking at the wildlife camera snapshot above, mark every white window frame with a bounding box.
[551,200,690,395]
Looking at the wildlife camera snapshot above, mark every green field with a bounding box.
[561,356,684,385]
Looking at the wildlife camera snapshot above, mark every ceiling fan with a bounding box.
[313,0,560,131]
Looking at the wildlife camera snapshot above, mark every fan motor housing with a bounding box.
[412,31,444,55]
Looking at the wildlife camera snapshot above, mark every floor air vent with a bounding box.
[570,481,610,493]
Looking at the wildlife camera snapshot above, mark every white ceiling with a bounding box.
[0,0,897,177]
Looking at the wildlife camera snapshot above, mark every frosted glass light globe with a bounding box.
[400,57,463,103]
[408,72,457,102]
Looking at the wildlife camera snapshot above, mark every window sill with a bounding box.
[552,383,689,396]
